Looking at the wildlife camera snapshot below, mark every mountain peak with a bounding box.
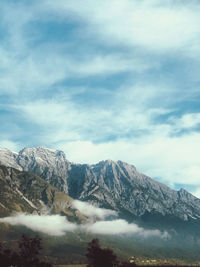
[98,159,115,165]
[18,147,67,162]
[0,147,18,155]
[179,187,187,193]
[20,146,60,154]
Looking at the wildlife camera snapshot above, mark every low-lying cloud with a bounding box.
[0,214,77,236]
[72,200,117,219]
[0,214,169,239]
[86,219,169,238]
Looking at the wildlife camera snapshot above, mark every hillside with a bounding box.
[0,165,85,222]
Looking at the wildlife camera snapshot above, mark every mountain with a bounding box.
[1,147,200,263]
[0,164,85,222]
[0,147,200,224]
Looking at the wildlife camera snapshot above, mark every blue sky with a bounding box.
[0,0,200,196]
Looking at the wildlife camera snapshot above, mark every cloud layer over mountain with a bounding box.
[72,200,117,219]
[0,213,169,239]
[0,214,76,236]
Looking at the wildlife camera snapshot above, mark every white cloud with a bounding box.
[0,49,69,95]
[1,2,157,96]
[0,0,199,97]
[68,54,154,76]
[87,219,144,235]
[14,85,172,142]
[85,219,169,239]
[0,0,199,99]
[0,213,168,239]
[0,46,155,96]
[72,200,117,219]
[170,113,200,129]
[0,1,158,96]
[45,0,200,52]
[0,214,77,236]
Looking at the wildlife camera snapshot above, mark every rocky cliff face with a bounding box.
[67,159,200,222]
[1,147,200,222]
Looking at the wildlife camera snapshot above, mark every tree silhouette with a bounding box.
[86,238,118,267]
[0,242,19,267]
[18,234,42,266]
[0,235,52,267]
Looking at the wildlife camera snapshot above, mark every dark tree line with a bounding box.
[86,238,136,267]
[1,236,186,267]
[0,235,52,267]
[85,239,192,267]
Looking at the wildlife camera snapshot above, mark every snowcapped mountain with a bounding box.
[0,147,200,223]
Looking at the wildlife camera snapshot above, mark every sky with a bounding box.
[0,0,200,196]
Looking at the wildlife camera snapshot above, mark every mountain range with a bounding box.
[1,147,200,262]
[0,147,200,222]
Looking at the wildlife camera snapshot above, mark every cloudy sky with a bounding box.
[0,0,200,196]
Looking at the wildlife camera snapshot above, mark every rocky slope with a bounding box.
[0,164,85,223]
[1,147,70,193]
[1,147,200,223]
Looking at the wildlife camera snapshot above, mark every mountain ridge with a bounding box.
[1,147,200,261]
[0,147,200,225]
[0,147,200,223]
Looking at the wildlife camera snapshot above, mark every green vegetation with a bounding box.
[85,238,200,267]
[1,224,200,265]
[1,234,199,267]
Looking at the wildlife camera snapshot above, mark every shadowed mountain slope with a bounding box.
[0,165,85,222]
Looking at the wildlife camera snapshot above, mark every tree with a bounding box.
[86,239,118,267]
[18,234,42,266]
[0,242,19,267]
[0,235,53,267]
